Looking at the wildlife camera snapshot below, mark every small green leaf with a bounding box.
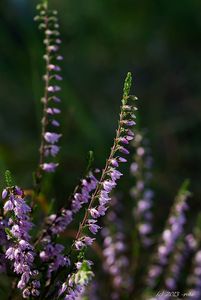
[178,179,191,198]
[5,170,14,187]
[123,72,132,103]
[5,228,16,240]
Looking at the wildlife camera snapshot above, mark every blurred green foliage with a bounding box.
[0,0,200,223]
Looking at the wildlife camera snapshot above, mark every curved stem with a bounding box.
[35,9,50,186]
[75,104,126,242]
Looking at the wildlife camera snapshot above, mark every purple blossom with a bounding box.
[2,189,8,199]
[83,236,95,246]
[44,145,60,157]
[46,107,61,115]
[48,45,59,52]
[44,132,61,144]
[75,240,85,250]
[41,162,59,172]
[89,207,100,218]
[88,219,101,234]
[119,146,130,155]
[122,120,136,126]
[54,74,63,80]
[47,85,61,92]
[52,96,61,102]
[118,157,127,163]
[56,55,63,60]
[110,159,119,167]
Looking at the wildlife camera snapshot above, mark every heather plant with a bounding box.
[0,1,200,300]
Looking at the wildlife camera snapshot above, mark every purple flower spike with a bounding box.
[101,197,132,296]
[35,2,63,176]
[66,73,137,300]
[3,186,40,297]
[146,181,190,288]
[130,131,154,248]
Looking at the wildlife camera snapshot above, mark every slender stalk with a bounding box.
[36,12,50,184]
[75,99,128,241]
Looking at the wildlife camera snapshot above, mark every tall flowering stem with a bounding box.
[58,72,138,299]
[34,1,63,181]
[146,180,190,289]
[130,131,154,248]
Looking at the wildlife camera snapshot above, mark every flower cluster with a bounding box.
[40,243,70,278]
[130,131,154,247]
[147,181,190,288]
[38,172,98,278]
[34,1,63,174]
[2,186,40,298]
[45,171,98,236]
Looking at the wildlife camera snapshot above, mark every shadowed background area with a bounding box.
[0,0,200,225]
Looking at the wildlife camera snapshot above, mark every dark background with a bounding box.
[0,0,200,222]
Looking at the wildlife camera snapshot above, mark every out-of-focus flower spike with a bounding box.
[146,180,191,289]
[164,234,196,291]
[130,130,154,248]
[101,197,132,299]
